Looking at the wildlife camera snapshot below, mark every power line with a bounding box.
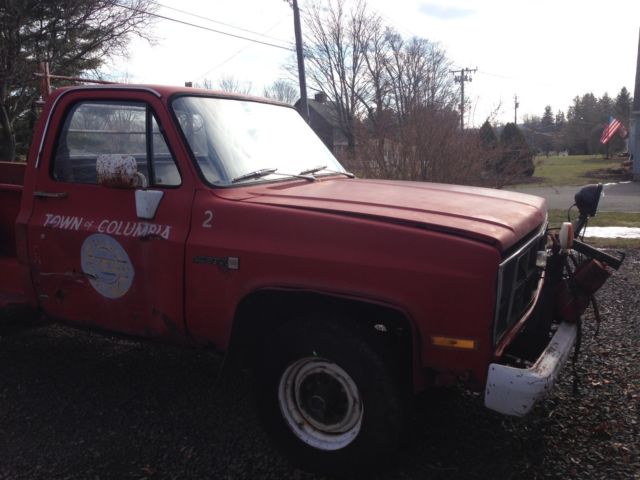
[116,2,294,51]
[477,69,516,80]
[195,17,289,80]
[196,43,263,81]
[149,0,292,45]
[477,69,557,88]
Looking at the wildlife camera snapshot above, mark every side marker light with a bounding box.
[431,336,477,350]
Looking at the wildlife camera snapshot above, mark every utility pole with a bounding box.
[290,0,309,123]
[514,95,519,125]
[451,67,477,131]
[631,28,639,180]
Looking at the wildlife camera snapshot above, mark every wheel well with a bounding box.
[226,290,414,388]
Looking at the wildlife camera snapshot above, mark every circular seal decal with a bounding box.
[81,233,134,299]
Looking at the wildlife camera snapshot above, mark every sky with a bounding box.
[109,0,640,127]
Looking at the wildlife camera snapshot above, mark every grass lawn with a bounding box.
[547,209,640,248]
[547,210,640,228]
[527,154,628,187]
[511,154,638,247]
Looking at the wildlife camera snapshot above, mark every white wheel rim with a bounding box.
[278,357,363,451]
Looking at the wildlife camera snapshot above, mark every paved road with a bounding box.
[508,181,640,212]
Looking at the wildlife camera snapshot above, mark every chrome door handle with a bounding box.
[34,191,68,199]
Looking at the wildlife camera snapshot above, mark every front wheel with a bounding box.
[255,319,405,476]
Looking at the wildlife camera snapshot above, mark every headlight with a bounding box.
[574,183,603,218]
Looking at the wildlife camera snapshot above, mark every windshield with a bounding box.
[171,96,345,185]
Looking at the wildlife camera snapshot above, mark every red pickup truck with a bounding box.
[0,85,622,475]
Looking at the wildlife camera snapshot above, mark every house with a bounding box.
[295,92,348,156]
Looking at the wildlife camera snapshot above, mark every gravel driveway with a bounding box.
[1,250,638,480]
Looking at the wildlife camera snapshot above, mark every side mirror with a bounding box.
[574,183,603,218]
[96,154,163,220]
[135,190,164,220]
[96,154,147,189]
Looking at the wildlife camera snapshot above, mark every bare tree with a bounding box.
[302,0,374,154]
[0,0,156,161]
[359,18,392,125]
[351,18,396,177]
[384,33,455,125]
[263,80,298,104]
[198,78,214,90]
[299,0,482,186]
[350,28,459,182]
[217,74,253,95]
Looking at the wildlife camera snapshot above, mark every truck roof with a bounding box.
[50,84,291,107]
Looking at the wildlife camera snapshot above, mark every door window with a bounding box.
[52,101,181,187]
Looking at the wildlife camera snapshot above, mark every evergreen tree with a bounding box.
[499,123,534,177]
[553,110,566,152]
[565,93,605,154]
[607,87,633,153]
[0,1,155,161]
[532,107,553,154]
[599,93,613,117]
[614,87,632,126]
[541,105,554,127]
[478,119,497,148]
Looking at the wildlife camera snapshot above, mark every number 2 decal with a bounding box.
[202,210,213,228]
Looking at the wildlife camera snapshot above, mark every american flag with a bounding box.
[600,116,624,144]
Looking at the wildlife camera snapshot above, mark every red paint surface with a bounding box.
[233,178,546,251]
[0,85,549,390]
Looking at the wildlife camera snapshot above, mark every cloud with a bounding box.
[419,3,475,20]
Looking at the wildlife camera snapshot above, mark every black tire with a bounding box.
[254,317,405,476]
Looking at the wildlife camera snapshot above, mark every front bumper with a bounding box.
[484,321,577,416]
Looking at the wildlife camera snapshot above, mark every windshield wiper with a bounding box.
[231,168,315,184]
[298,165,355,178]
[299,165,327,175]
[231,168,278,184]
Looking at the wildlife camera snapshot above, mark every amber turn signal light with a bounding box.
[559,222,574,251]
[430,336,477,350]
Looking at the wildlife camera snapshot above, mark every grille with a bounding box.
[493,223,547,344]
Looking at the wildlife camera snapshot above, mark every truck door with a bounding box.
[27,90,194,338]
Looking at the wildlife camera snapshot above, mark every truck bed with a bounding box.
[0,161,27,308]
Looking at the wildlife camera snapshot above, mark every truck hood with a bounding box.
[218,178,547,251]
